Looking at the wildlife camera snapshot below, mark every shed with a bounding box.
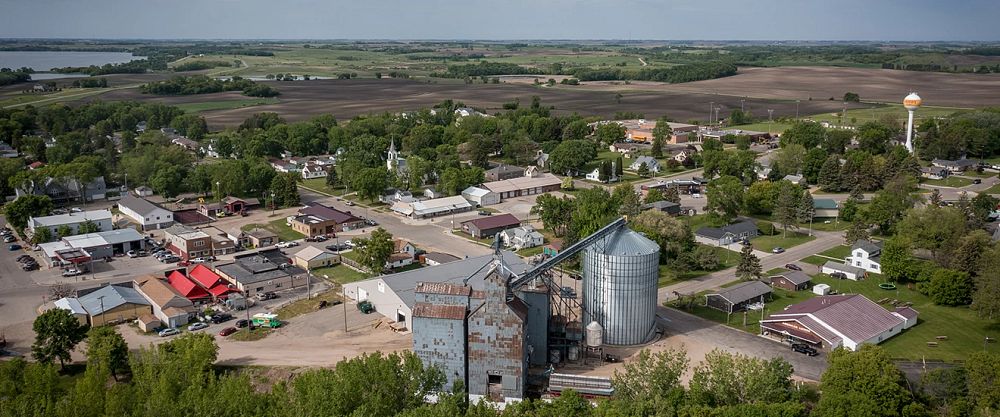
[293,245,340,270]
[136,314,161,332]
[812,283,831,295]
[769,271,812,291]
[462,186,500,207]
[813,199,840,218]
[704,281,772,314]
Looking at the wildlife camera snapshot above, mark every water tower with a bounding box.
[903,92,922,153]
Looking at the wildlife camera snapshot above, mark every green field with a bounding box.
[730,121,794,134]
[241,219,305,242]
[175,98,279,113]
[676,272,999,361]
[984,183,1000,195]
[659,245,740,287]
[751,231,816,252]
[818,245,852,260]
[312,264,369,285]
[806,103,968,128]
[921,176,974,188]
[300,177,343,196]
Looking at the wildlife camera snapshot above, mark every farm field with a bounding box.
[175,98,280,113]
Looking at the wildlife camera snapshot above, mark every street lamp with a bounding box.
[270,192,275,215]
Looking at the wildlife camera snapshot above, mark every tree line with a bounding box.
[0,67,33,86]
[139,75,279,97]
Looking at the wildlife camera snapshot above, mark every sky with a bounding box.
[1,0,998,41]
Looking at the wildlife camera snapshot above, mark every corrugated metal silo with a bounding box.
[582,226,659,345]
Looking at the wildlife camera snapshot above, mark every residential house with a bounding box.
[28,209,114,239]
[932,158,977,173]
[293,246,340,271]
[534,151,549,169]
[760,294,918,351]
[769,271,812,291]
[301,163,329,179]
[135,276,195,328]
[171,136,200,151]
[813,199,840,218]
[482,173,561,201]
[0,142,18,158]
[500,226,544,250]
[134,186,154,197]
[461,214,521,239]
[28,161,45,170]
[485,164,525,182]
[585,167,617,182]
[164,224,213,260]
[640,178,705,198]
[421,252,460,266]
[672,150,689,163]
[391,195,474,219]
[16,175,108,203]
[783,174,804,185]
[455,107,488,118]
[290,202,365,237]
[75,283,152,326]
[921,167,949,180]
[609,143,639,156]
[423,188,444,199]
[629,156,661,173]
[695,220,759,246]
[845,240,883,274]
[704,281,772,314]
[821,261,866,280]
[642,200,681,216]
[215,249,307,297]
[543,241,562,257]
[379,189,414,204]
[462,186,500,207]
[118,194,174,231]
[269,158,301,173]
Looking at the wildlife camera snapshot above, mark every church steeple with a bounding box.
[387,138,399,172]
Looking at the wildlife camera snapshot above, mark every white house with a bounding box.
[821,261,866,281]
[118,194,174,231]
[585,167,618,183]
[462,186,500,207]
[629,156,661,173]
[500,226,544,250]
[301,163,329,179]
[845,240,882,274]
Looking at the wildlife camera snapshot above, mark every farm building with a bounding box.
[704,281,772,314]
[482,173,561,201]
[760,295,918,351]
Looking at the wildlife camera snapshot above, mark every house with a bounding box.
[37,228,146,267]
[455,107,489,118]
[704,281,772,314]
[118,194,174,231]
[395,239,417,257]
[135,276,194,328]
[845,240,883,274]
[186,264,237,300]
[640,178,705,197]
[821,261,866,280]
[921,167,949,180]
[757,166,773,181]
[16,176,108,203]
[171,136,200,151]
[165,270,212,304]
[462,186,500,207]
[53,297,89,325]
[198,196,259,217]
[28,161,46,170]
[461,214,521,239]
[28,209,114,239]
[423,188,444,199]
[482,173,562,201]
[695,220,759,246]
[269,158,300,173]
[485,164,525,182]
[629,156,661,173]
[642,200,681,216]
[291,202,366,237]
[769,271,812,291]
[534,151,549,169]
[164,224,214,260]
[500,226,544,250]
[672,150,689,163]
[932,158,977,173]
[421,252,460,266]
[609,142,639,156]
[379,189,414,204]
[391,195,474,219]
[293,246,340,271]
[0,141,18,158]
[760,294,918,351]
[75,283,152,326]
[813,199,840,218]
[301,163,330,179]
[783,174,804,185]
[134,186,154,197]
[229,227,277,248]
[585,167,618,183]
[215,249,308,297]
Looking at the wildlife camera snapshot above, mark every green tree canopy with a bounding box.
[31,308,89,368]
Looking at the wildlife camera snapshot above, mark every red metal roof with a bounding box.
[167,270,211,300]
[188,264,235,298]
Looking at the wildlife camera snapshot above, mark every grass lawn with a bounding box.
[339,250,361,263]
[800,255,830,266]
[312,264,369,285]
[983,183,1000,195]
[300,177,345,196]
[228,327,273,342]
[818,245,852,260]
[517,246,544,257]
[658,245,740,287]
[730,121,794,134]
[275,289,344,320]
[175,98,279,113]
[958,170,995,178]
[242,220,305,242]
[806,103,967,128]
[751,232,816,252]
[803,218,850,232]
[673,286,814,334]
[922,176,974,188]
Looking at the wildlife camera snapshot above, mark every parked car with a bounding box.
[276,241,299,249]
[830,272,847,279]
[325,243,349,252]
[345,201,355,206]
[158,328,180,337]
[784,263,802,271]
[70,207,83,213]
[343,240,353,247]
[256,292,277,301]
[16,255,32,262]
[4,237,15,243]
[771,247,785,254]
[691,193,702,198]
[235,319,251,328]
[8,244,22,251]
[127,250,138,258]
[21,263,39,271]
[313,235,327,242]
[211,313,233,324]
[365,219,377,226]
[791,343,819,356]
[218,327,238,337]
[188,322,209,331]
[161,256,181,263]
[478,210,492,216]
[973,178,982,184]
[62,269,82,277]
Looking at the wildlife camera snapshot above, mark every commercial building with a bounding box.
[198,196,260,218]
[462,186,500,207]
[292,245,340,271]
[485,164,525,182]
[391,195,474,219]
[704,281,772,314]
[186,264,237,300]
[228,227,277,249]
[28,209,114,239]
[38,228,146,267]
[482,173,561,201]
[461,214,521,239]
[166,270,213,304]
[164,224,213,260]
[761,295,918,351]
[117,194,174,231]
[290,202,365,237]
[421,252,460,266]
[134,276,195,328]
[53,298,88,325]
[71,283,152,326]
[215,249,308,297]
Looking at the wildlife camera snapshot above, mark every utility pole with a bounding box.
[740,98,745,112]
[98,295,105,326]
[709,102,714,124]
[795,100,800,119]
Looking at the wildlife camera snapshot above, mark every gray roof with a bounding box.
[596,227,659,257]
[422,252,461,264]
[375,251,527,309]
[710,281,772,305]
[696,220,758,240]
[772,271,812,285]
[932,158,977,168]
[78,284,150,315]
[631,156,659,167]
[30,209,113,228]
[823,261,866,275]
[644,200,680,211]
[813,199,839,210]
[119,194,167,217]
[487,164,524,175]
[218,249,307,285]
[852,240,882,255]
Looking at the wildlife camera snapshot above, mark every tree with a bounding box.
[86,326,129,381]
[352,167,389,202]
[611,348,688,413]
[965,352,1000,413]
[613,184,642,217]
[531,194,574,236]
[781,121,826,149]
[269,172,301,207]
[817,154,843,191]
[31,227,53,244]
[549,140,597,176]
[840,196,860,222]
[743,181,779,215]
[843,92,861,102]
[950,230,991,275]
[593,122,626,145]
[31,308,88,369]
[637,162,650,178]
[797,190,815,225]
[663,186,680,205]
[772,181,801,237]
[630,210,694,262]
[844,218,870,245]
[353,227,394,273]
[56,225,73,239]
[925,269,973,306]
[644,187,665,204]
[325,167,339,188]
[77,220,100,234]
[897,206,968,265]
[973,246,1000,319]
[149,165,186,198]
[706,176,744,222]
[736,243,762,281]
[773,144,807,176]
[3,194,53,229]
[615,156,624,177]
[598,160,611,182]
[813,345,916,417]
[651,118,672,158]
[879,238,913,283]
[688,349,793,406]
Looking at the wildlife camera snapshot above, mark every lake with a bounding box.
[0,51,145,72]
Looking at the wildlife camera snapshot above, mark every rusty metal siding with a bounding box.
[412,314,467,391]
[517,289,550,366]
[467,273,527,400]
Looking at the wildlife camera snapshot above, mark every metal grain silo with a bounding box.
[582,227,659,345]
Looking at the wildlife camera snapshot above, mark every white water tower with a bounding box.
[904,93,922,153]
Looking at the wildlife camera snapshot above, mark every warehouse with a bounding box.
[481,173,561,201]
[391,195,474,219]
[117,194,174,231]
[38,228,146,267]
[462,186,500,207]
[28,209,114,238]
[761,295,918,351]
[215,249,308,297]
[461,214,521,239]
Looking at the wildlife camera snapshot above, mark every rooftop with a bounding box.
[696,220,758,240]
[299,202,361,224]
[413,302,467,320]
[710,280,772,305]
[772,271,812,285]
[461,213,521,231]
[764,294,911,345]
[422,252,461,265]
[30,209,113,228]
[482,173,561,194]
[78,284,150,315]
[165,224,209,240]
[119,194,169,217]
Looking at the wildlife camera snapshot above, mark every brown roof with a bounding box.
[414,282,471,296]
[771,271,812,285]
[162,306,190,317]
[137,276,188,307]
[764,295,907,344]
[413,302,467,320]
[390,253,412,262]
[137,314,160,325]
[461,213,520,231]
[393,239,413,252]
[894,306,919,319]
[299,202,361,224]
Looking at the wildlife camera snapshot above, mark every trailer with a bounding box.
[547,373,614,399]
